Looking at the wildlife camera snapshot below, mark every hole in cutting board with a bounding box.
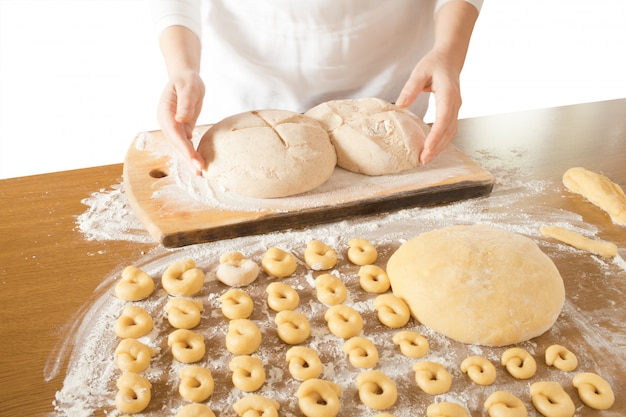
[149,168,169,179]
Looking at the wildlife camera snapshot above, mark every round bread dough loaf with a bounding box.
[305,98,430,175]
[386,225,565,346]
[198,110,336,198]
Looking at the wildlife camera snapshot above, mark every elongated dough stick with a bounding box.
[563,167,626,226]
[540,225,617,258]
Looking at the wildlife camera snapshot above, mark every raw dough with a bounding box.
[563,166,626,226]
[198,109,336,198]
[540,225,617,258]
[305,97,429,175]
[386,225,565,346]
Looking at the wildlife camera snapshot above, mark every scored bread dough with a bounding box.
[305,97,430,176]
[198,109,336,198]
[386,225,565,346]
[563,167,626,226]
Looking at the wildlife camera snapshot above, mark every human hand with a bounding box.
[395,49,462,165]
[157,70,206,174]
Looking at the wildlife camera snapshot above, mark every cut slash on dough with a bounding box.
[539,225,617,258]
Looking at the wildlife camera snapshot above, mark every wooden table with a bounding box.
[1,99,624,416]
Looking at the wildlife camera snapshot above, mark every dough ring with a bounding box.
[274,310,311,344]
[162,258,205,296]
[530,381,575,417]
[412,361,452,395]
[572,372,615,410]
[114,305,154,339]
[426,402,469,417]
[115,372,152,414]
[229,355,266,392]
[324,304,364,338]
[114,265,155,301]
[216,251,260,287]
[460,355,497,386]
[315,273,347,305]
[233,394,280,417]
[484,391,527,417]
[297,378,342,417]
[342,336,379,368]
[358,265,391,294]
[347,238,378,265]
[261,247,297,278]
[167,329,206,363]
[178,365,215,402]
[177,403,216,417]
[373,293,410,328]
[304,240,337,271]
[286,346,323,381]
[226,318,262,355]
[220,288,254,320]
[501,347,537,380]
[266,281,300,312]
[115,338,155,373]
[356,370,397,410]
[166,297,204,329]
[544,344,578,371]
[392,330,429,358]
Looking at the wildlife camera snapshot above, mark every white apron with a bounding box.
[199,0,438,121]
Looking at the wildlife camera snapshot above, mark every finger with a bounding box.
[395,66,431,108]
[421,90,460,164]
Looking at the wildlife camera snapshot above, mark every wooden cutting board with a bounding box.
[123,126,494,247]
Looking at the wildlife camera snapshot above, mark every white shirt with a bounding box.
[150,0,482,121]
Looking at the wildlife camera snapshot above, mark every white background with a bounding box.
[1,0,625,179]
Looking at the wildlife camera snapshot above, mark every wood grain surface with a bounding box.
[1,99,625,416]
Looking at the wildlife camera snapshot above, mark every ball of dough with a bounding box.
[386,225,565,346]
[305,97,429,175]
[198,109,336,198]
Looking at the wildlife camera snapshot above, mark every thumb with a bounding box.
[396,67,430,108]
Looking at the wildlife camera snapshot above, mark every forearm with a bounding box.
[160,25,202,78]
[432,1,479,74]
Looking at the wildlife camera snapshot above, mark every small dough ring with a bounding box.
[356,370,397,410]
[115,372,152,414]
[544,344,578,371]
[115,338,155,373]
[220,288,254,320]
[178,365,215,402]
[115,265,155,301]
[460,356,497,386]
[392,330,429,358]
[572,372,615,410]
[324,305,364,338]
[427,402,469,417]
[266,282,300,312]
[501,347,537,379]
[229,355,266,392]
[114,305,154,339]
[261,247,297,278]
[530,381,575,417]
[412,361,452,395]
[304,240,337,271]
[274,310,311,344]
[358,265,390,294]
[216,251,260,287]
[162,258,205,296]
[297,379,342,417]
[347,238,378,265]
[167,329,206,363]
[226,319,262,355]
[484,391,527,417]
[177,403,216,417]
[166,297,203,329]
[373,294,410,329]
[342,336,379,368]
[315,273,347,306]
[233,394,280,417]
[286,346,323,381]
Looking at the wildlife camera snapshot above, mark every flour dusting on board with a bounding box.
[64,147,626,416]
